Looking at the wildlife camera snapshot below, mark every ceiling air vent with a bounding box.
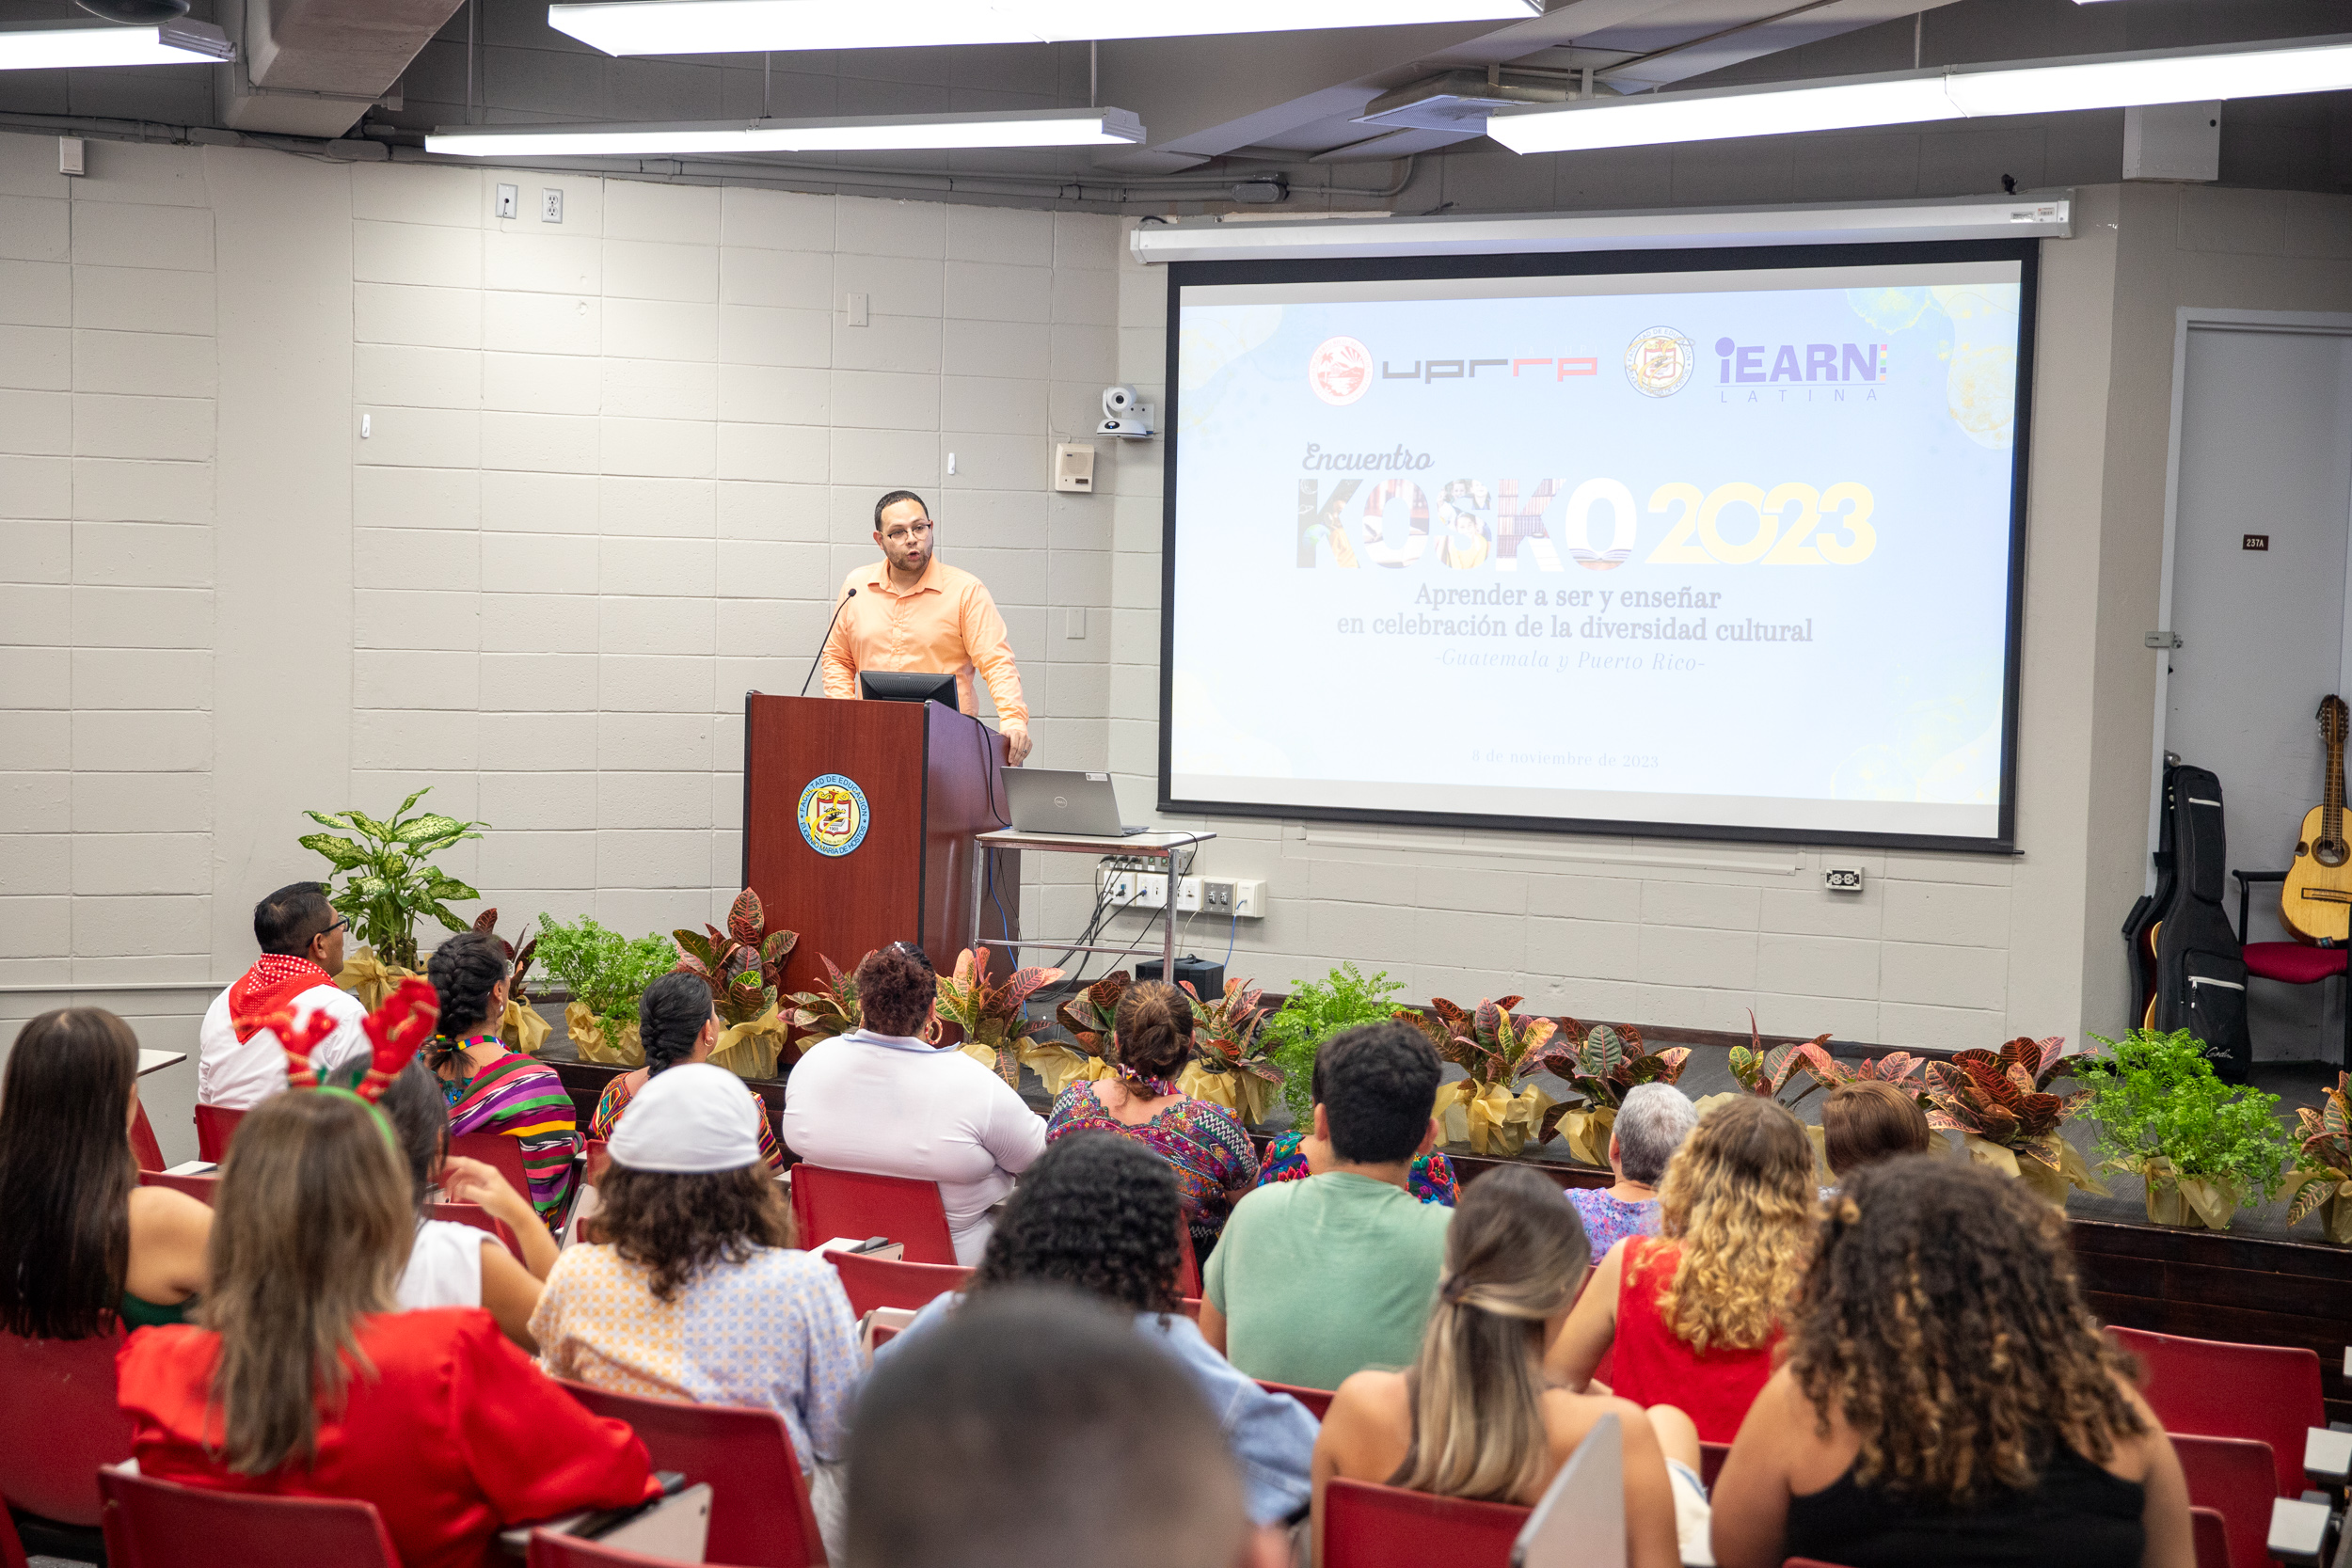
[1354,69,1571,133]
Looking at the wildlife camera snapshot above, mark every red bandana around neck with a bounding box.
[230,954,335,1044]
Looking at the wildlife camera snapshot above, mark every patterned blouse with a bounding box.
[1253,1129,1458,1207]
[592,1070,784,1172]
[530,1244,862,1472]
[1566,1185,1661,1256]
[1046,1082,1262,1250]
[444,1043,581,1228]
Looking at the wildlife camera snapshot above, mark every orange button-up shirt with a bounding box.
[819,557,1028,727]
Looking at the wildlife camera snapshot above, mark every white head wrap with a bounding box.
[608,1062,761,1174]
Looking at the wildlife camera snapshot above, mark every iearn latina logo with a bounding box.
[1623,327,1695,398]
[1714,336,1887,385]
[1309,336,1373,406]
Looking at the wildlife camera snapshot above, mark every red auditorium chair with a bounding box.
[530,1531,758,1568]
[2190,1505,2232,1568]
[788,1165,956,1265]
[425,1199,522,1258]
[1700,1441,1730,1488]
[1322,1477,1528,1568]
[559,1381,827,1568]
[1255,1381,1334,1420]
[136,1169,219,1205]
[0,1329,134,1544]
[583,1137,611,1184]
[194,1103,244,1164]
[99,1468,401,1568]
[825,1252,970,1319]
[2170,1434,2278,1568]
[451,1131,535,1207]
[2109,1324,2323,1497]
[2234,870,2351,1069]
[1176,1225,1201,1299]
[128,1102,165,1174]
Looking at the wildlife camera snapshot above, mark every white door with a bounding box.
[2161,323,2352,1061]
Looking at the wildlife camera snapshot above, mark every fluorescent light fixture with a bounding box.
[426,106,1145,156]
[0,18,234,70]
[1490,32,2352,154]
[1129,195,2074,263]
[549,0,1540,55]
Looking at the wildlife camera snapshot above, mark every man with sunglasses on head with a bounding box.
[818,490,1033,767]
[197,881,372,1109]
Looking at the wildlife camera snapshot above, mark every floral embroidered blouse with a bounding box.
[1045,1081,1262,1250]
[1252,1129,1458,1207]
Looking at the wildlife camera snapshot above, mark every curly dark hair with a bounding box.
[1112,979,1193,1085]
[639,971,714,1075]
[857,942,936,1037]
[596,1164,794,1302]
[1786,1154,2148,1502]
[970,1133,1183,1317]
[425,930,508,1042]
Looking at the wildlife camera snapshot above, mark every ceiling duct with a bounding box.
[1353,67,1570,132]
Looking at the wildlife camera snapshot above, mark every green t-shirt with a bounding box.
[1203,1170,1453,1392]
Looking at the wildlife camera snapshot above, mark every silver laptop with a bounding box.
[1003,768,1147,836]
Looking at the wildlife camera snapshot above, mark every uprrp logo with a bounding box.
[1624,326,1695,398]
[1309,336,1373,406]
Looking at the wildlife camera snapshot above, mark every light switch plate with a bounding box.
[845,293,869,326]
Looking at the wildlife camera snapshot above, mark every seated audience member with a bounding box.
[847,1286,1286,1568]
[591,971,784,1169]
[780,942,1046,1264]
[115,1088,656,1568]
[1203,1021,1452,1391]
[424,930,580,1229]
[1820,1080,1931,1194]
[0,1008,211,1335]
[197,881,367,1108]
[1045,981,1260,1253]
[378,1061,557,1349]
[1548,1096,1813,1443]
[1568,1083,1697,1254]
[1255,1037,1457,1207]
[534,1062,862,1552]
[1315,1167,1704,1568]
[1711,1157,2194,1568]
[882,1132,1318,1527]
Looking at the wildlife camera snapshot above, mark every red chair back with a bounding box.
[450,1132,534,1208]
[529,1531,757,1568]
[559,1381,826,1568]
[2170,1434,2277,1568]
[2189,1505,2230,1568]
[0,1331,133,1526]
[1699,1441,1730,1489]
[425,1200,520,1258]
[1180,1297,1201,1320]
[1322,1477,1528,1568]
[137,1169,219,1206]
[788,1165,956,1265]
[128,1103,164,1174]
[1255,1380,1333,1420]
[0,1505,26,1568]
[584,1138,611,1185]
[825,1252,970,1319]
[194,1104,245,1164]
[98,1467,401,1568]
[1176,1225,1201,1299]
[2110,1324,2322,1496]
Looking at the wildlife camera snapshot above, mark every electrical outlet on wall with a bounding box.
[1823,866,1865,893]
[1200,879,1266,919]
[541,187,564,223]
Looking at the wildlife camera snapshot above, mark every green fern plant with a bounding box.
[299,787,485,972]
[1263,963,1407,1126]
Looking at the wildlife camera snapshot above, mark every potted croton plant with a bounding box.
[471,909,544,1055]
[785,954,862,1048]
[1038,972,1128,1097]
[1552,1022,1692,1167]
[1176,977,1285,1127]
[938,948,1066,1090]
[2074,1028,2286,1229]
[1924,1036,2108,1209]
[1399,997,1579,1158]
[673,890,799,1081]
[2284,1073,2352,1245]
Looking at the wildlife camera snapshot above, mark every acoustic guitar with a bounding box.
[2282,694,2352,943]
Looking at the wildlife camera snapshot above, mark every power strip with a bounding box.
[1095,866,1204,912]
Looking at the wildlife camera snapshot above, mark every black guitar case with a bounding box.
[2142,764,2252,1082]
[2121,768,2175,1027]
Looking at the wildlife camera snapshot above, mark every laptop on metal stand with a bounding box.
[1003,769,1148,836]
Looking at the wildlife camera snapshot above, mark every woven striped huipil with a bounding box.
[447,1050,581,1228]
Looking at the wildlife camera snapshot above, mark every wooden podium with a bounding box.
[741,692,1015,1003]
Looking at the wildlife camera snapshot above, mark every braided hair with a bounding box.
[639,971,715,1075]
[424,930,508,1069]
[1111,979,1193,1091]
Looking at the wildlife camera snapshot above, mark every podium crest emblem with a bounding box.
[797,773,870,857]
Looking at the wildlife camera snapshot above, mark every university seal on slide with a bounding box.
[798,773,870,857]
[1308,335,1374,406]
[1623,326,1695,398]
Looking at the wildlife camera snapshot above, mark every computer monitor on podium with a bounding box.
[859,671,959,706]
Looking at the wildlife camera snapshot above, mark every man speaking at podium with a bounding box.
[820,489,1032,766]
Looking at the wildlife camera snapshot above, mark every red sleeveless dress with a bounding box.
[1608,1236,1781,1443]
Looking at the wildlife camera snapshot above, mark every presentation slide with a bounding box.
[1162,252,2030,847]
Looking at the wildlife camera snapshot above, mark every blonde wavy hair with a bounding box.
[1642,1096,1817,1352]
